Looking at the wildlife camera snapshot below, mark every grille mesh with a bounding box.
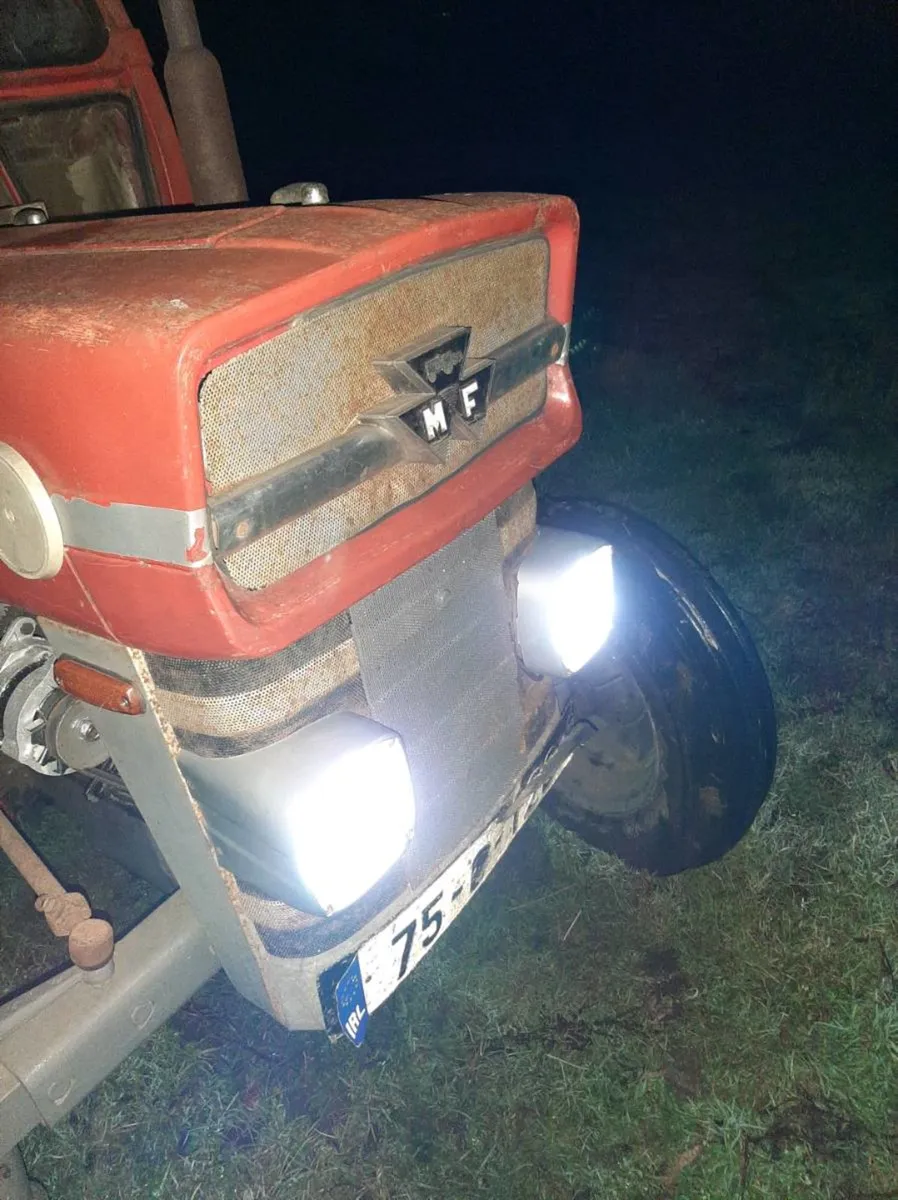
[146,613,367,757]
[349,513,526,887]
[199,237,549,589]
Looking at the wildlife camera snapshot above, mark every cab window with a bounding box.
[0,0,109,71]
[0,95,157,216]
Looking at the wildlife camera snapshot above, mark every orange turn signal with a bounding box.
[53,658,144,716]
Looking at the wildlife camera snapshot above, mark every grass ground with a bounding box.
[3,176,897,1198]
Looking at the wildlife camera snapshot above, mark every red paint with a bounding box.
[0,193,581,659]
[0,0,192,207]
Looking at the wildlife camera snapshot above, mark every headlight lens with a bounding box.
[180,712,416,916]
[515,527,614,676]
[288,729,416,914]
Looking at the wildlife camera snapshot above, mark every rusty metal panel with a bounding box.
[349,512,525,887]
[146,613,367,756]
[496,481,538,560]
[199,236,549,589]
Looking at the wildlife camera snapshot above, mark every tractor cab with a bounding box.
[0,0,195,222]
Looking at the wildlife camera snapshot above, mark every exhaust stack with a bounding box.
[158,0,248,205]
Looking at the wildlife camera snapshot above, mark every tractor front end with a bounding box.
[0,1,776,1189]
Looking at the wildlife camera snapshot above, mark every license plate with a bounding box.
[332,788,543,1045]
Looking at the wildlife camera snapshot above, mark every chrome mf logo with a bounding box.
[367,327,495,461]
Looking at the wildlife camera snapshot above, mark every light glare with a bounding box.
[549,543,615,672]
[288,734,416,914]
[515,527,615,677]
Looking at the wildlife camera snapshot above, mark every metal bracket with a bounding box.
[39,621,274,1017]
[0,892,218,1157]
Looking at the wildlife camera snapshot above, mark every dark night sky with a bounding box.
[126,0,895,213]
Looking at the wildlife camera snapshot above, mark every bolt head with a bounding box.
[69,917,115,970]
[75,717,98,740]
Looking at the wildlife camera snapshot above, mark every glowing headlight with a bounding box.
[180,712,416,916]
[288,730,415,913]
[515,526,615,676]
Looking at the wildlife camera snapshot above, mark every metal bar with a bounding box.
[490,320,566,397]
[0,892,218,1157]
[0,811,62,900]
[210,425,401,558]
[0,971,81,1042]
[209,319,566,557]
[39,623,274,1019]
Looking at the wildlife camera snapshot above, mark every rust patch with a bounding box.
[699,785,724,816]
[156,640,361,737]
[185,526,208,563]
[496,482,538,559]
[676,661,694,694]
[129,648,181,758]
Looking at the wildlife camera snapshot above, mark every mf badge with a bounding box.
[362,327,495,462]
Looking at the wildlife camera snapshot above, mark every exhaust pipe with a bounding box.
[158,0,248,205]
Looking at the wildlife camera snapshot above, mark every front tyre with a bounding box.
[542,500,776,875]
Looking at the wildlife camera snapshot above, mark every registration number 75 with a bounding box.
[390,846,489,979]
[355,791,541,1016]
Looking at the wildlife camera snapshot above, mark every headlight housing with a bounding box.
[515,526,615,676]
[180,712,416,915]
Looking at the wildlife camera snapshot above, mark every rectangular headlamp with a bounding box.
[180,712,416,916]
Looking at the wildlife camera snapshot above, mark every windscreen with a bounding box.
[0,96,156,216]
[0,0,109,71]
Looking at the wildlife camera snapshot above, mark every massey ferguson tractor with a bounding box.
[0,1,776,1194]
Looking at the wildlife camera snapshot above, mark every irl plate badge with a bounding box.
[335,956,369,1046]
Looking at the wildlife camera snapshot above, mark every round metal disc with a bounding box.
[0,444,64,579]
[49,698,109,771]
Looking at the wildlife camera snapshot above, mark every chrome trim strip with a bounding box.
[559,320,572,367]
[52,497,212,568]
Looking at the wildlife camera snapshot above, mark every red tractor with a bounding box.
[0,2,775,1194]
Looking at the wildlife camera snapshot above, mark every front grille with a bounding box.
[350,509,525,889]
[145,485,557,950]
[199,237,550,590]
